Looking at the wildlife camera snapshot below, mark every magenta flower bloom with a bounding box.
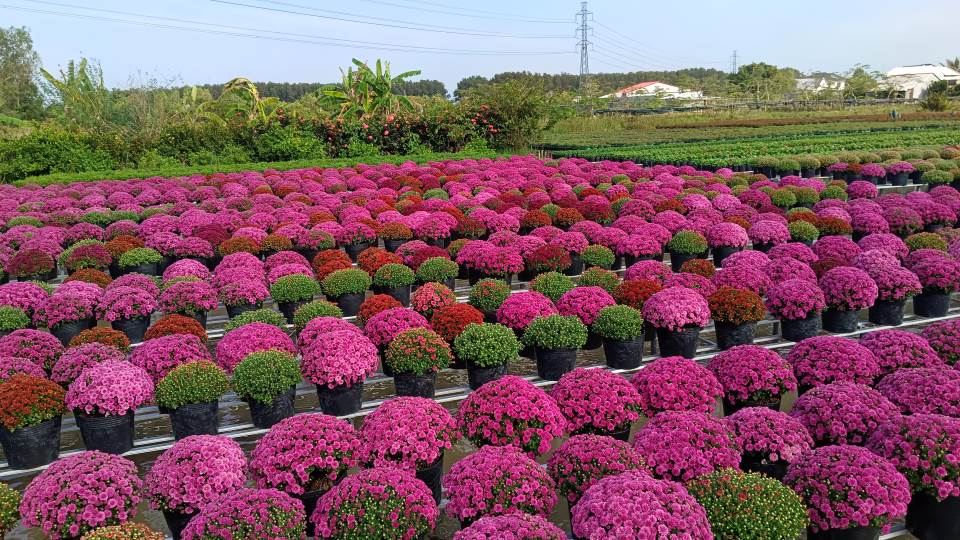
[748,220,790,245]
[858,232,909,260]
[457,375,567,456]
[215,322,296,373]
[623,259,670,282]
[721,249,771,269]
[764,256,818,284]
[360,397,460,472]
[96,285,157,321]
[107,272,160,298]
[616,234,662,257]
[162,259,211,282]
[765,278,825,320]
[711,264,772,296]
[551,368,642,433]
[129,333,212,382]
[38,285,101,328]
[708,345,797,404]
[663,272,716,297]
[876,368,960,416]
[642,287,710,331]
[630,356,722,416]
[786,335,880,388]
[65,359,153,416]
[158,280,218,315]
[768,242,818,265]
[913,256,960,292]
[300,330,378,388]
[495,291,557,332]
[571,470,713,540]
[0,355,46,382]
[859,329,944,374]
[784,445,909,533]
[551,231,589,254]
[218,278,269,306]
[0,328,62,369]
[454,513,566,540]
[180,487,306,540]
[632,410,740,482]
[145,435,248,515]
[706,222,749,248]
[818,266,878,311]
[363,307,430,348]
[250,413,362,496]
[790,382,900,446]
[0,281,49,318]
[725,407,813,464]
[20,451,143,539]
[867,413,960,501]
[922,319,960,365]
[556,286,616,325]
[443,445,557,522]
[547,434,647,504]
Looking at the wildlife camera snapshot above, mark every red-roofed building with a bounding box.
[601,80,703,99]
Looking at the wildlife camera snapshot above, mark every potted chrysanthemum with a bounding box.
[725,407,813,480]
[301,330,378,415]
[384,328,452,398]
[547,434,646,517]
[271,273,322,322]
[708,345,797,414]
[632,410,740,482]
[522,315,587,380]
[321,268,371,317]
[591,305,644,369]
[233,350,302,428]
[765,278,826,341]
[642,287,710,358]
[789,382,899,446]
[453,323,519,389]
[0,374,65,469]
[65,360,153,454]
[96,285,157,343]
[180,488,306,540]
[551,368,642,440]
[156,360,229,440]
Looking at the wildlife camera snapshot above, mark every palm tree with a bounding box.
[944,58,960,72]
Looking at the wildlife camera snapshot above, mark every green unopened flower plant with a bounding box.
[467,278,512,312]
[224,308,287,333]
[666,230,708,255]
[577,267,621,293]
[270,274,321,303]
[0,482,20,536]
[770,189,797,209]
[453,322,519,368]
[591,305,644,341]
[156,360,229,409]
[117,247,162,269]
[372,263,415,288]
[0,306,30,332]
[530,271,575,302]
[233,350,301,405]
[906,232,948,252]
[321,268,371,297]
[581,245,615,269]
[820,185,848,201]
[522,314,588,350]
[415,257,458,283]
[292,300,343,332]
[788,220,820,243]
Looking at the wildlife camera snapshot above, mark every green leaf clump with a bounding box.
[522,314,588,350]
[580,245,615,269]
[577,267,621,293]
[666,230,708,255]
[156,361,229,409]
[529,272,575,302]
[321,268,371,297]
[292,300,344,332]
[117,247,162,269]
[233,350,301,405]
[453,323,519,368]
[0,306,30,332]
[224,308,288,333]
[591,305,644,341]
[467,278,512,312]
[372,263,415,288]
[415,257,458,283]
[0,482,20,534]
[788,220,820,243]
[270,274,322,303]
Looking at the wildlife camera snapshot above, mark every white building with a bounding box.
[885,64,960,98]
[601,81,703,100]
[795,77,846,94]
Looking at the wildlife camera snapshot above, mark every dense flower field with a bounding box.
[0,153,959,539]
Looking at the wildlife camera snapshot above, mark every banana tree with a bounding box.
[321,59,421,118]
[200,77,280,126]
[40,58,114,128]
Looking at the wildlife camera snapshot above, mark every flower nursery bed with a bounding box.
[1,154,959,539]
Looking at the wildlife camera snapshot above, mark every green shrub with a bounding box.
[522,315,587,350]
[666,230,708,255]
[529,271,575,302]
[117,247,162,268]
[254,125,326,162]
[577,267,621,293]
[788,220,820,243]
[373,263,415,288]
[467,278,511,312]
[384,328,452,375]
[820,185,848,201]
[591,305,644,341]
[580,245,615,269]
[922,170,954,185]
[0,306,30,332]
[0,129,117,183]
[292,300,343,332]
[156,361,229,409]
[5,216,42,229]
[422,188,449,201]
[906,232,948,252]
[58,239,102,267]
[224,308,287,333]
[794,187,819,205]
[321,268,371,297]
[270,274,321,303]
[233,350,301,405]
[540,204,560,218]
[770,189,797,208]
[776,158,800,173]
[0,482,20,535]
[453,323,519,367]
[415,257,458,283]
[797,156,820,170]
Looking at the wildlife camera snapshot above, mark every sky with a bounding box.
[3,0,958,93]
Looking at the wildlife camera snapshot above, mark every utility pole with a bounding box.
[576,2,591,92]
[730,50,738,74]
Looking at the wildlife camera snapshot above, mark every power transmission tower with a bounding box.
[730,50,738,74]
[576,2,592,91]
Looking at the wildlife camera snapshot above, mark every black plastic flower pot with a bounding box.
[739,452,788,481]
[393,372,437,398]
[611,254,624,271]
[383,239,406,253]
[482,310,498,324]
[711,246,742,267]
[643,321,656,342]
[333,293,365,317]
[0,416,62,469]
[575,423,631,442]
[417,453,444,504]
[822,309,860,333]
[925,223,946,233]
[466,361,506,390]
[714,321,755,350]
[517,269,536,282]
[423,237,449,249]
[343,242,371,262]
[752,241,774,254]
[723,397,781,417]
[914,289,951,317]
[277,300,307,324]
[298,489,325,538]
[189,311,208,329]
[443,277,456,292]
[75,410,134,455]
[602,337,643,369]
[167,401,219,440]
[892,172,909,186]
[655,325,701,359]
[451,352,466,370]
[564,254,584,277]
[869,299,906,326]
[583,330,602,351]
[163,509,195,540]
[377,285,410,307]
[535,347,577,381]
[906,492,960,540]
[780,314,821,342]
[225,302,263,319]
[50,317,97,346]
[316,382,363,416]
[131,262,159,276]
[806,526,880,540]
[158,256,174,274]
[246,387,296,429]
[111,316,151,344]
[668,251,699,272]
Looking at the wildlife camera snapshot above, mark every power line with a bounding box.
[593,19,726,66]
[0,3,573,56]
[352,0,570,24]
[386,0,569,22]
[576,1,591,90]
[210,0,570,38]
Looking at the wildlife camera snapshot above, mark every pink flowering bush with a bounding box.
[0,328,62,368]
[409,282,456,319]
[706,222,749,248]
[214,322,296,373]
[725,407,813,464]
[790,382,900,446]
[786,335,880,388]
[616,234,662,257]
[707,345,797,404]
[858,233,909,260]
[0,355,46,382]
[630,356,723,416]
[457,375,567,456]
[859,329,944,374]
[632,410,740,482]
[556,286,616,325]
[145,435,247,515]
[571,469,713,539]
[551,368,642,433]
[623,259,670,282]
[20,451,143,539]
[749,220,790,245]
[768,242,819,265]
[300,330,378,388]
[641,286,711,331]
[663,272,716,297]
[495,291,557,332]
[96,285,157,321]
[551,231,589,253]
[454,513,566,540]
[443,445,557,522]
[711,264,772,296]
[913,256,960,292]
[65,359,153,416]
[38,286,101,328]
[818,266,878,311]
[296,316,361,351]
[867,413,960,501]
[218,279,269,307]
[765,278,825,320]
[784,445,909,533]
[722,249,771,269]
[180,487,306,540]
[107,272,160,298]
[876,368,960,416]
[162,259,211,282]
[359,397,459,471]
[129,333,212,382]
[312,467,438,540]
[363,307,430,348]
[547,434,647,504]
[0,281,49,319]
[51,342,126,384]
[250,413,362,495]
[158,280,218,315]
[922,319,960,365]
